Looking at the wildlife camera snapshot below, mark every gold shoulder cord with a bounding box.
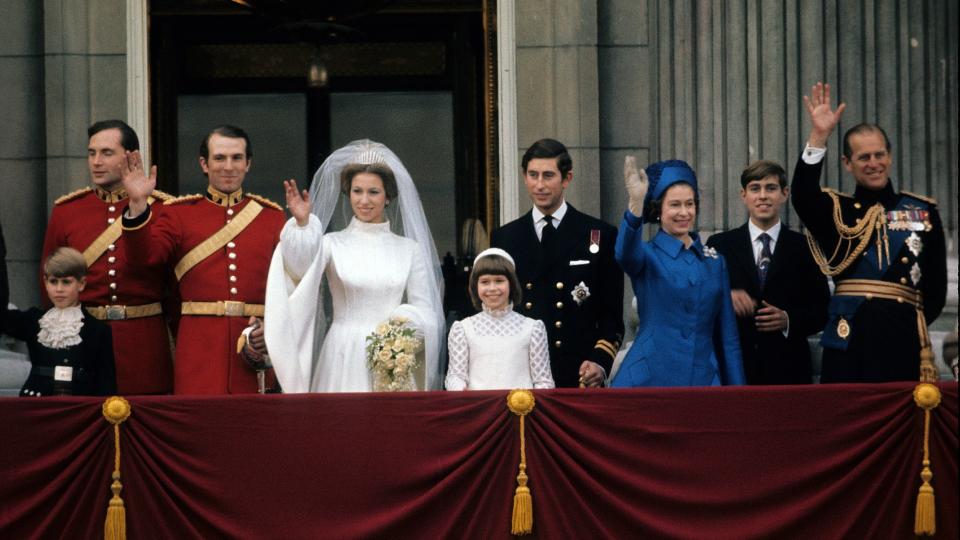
[805,190,890,276]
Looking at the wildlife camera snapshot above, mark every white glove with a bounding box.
[624,155,648,217]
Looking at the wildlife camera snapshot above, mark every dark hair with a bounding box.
[88,120,139,152]
[521,138,572,178]
[200,125,253,160]
[43,247,87,279]
[740,160,787,189]
[842,123,891,159]
[339,163,399,201]
[644,181,699,222]
[468,255,522,311]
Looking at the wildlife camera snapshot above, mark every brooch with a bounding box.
[571,281,591,305]
[703,246,718,259]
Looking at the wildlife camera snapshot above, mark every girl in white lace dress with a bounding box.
[445,248,554,390]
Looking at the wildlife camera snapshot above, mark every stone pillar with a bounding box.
[43,0,128,210]
[0,1,47,307]
[514,0,602,218]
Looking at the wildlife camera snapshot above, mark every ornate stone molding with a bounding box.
[496,0,519,225]
[126,0,150,168]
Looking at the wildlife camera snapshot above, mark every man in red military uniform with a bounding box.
[42,120,174,394]
[121,125,285,394]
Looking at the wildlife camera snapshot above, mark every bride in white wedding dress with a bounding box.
[264,141,444,392]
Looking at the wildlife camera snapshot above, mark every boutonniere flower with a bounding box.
[703,246,718,259]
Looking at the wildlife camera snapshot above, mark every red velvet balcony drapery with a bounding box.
[1,383,957,539]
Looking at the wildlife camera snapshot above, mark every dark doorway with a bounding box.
[149,0,495,259]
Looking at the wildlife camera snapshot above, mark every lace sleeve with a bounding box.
[529,319,554,389]
[444,320,469,390]
[279,214,323,281]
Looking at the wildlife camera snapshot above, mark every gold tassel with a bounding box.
[507,390,536,536]
[512,450,533,534]
[104,471,126,540]
[912,384,940,536]
[102,397,131,540]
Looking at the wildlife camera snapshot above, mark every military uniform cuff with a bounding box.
[122,206,151,231]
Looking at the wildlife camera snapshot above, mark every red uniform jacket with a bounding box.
[42,187,175,394]
[124,189,285,394]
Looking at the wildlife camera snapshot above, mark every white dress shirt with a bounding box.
[531,200,568,241]
[747,219,789,337]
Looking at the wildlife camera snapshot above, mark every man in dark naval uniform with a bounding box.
[492,138,624,387]
[791,82,947,382]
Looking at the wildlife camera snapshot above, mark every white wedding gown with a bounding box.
[264,215,439,392]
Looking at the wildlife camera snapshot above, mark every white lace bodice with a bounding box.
[445,304,554,390]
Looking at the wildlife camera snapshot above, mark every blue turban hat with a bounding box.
[643,159,698,220]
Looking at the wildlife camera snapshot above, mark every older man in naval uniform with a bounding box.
[791,82,947,383]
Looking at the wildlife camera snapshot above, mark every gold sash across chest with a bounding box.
[173,200,263,281]
[81,196,156,267]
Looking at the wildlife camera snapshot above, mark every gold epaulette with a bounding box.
[820,186,853,199]
[150,189,174,202]
[245,193,283,211]
[54,187,92,205]
[163,193,204,206]
[902,191,938,206]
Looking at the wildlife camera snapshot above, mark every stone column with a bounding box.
[0,1,47,307]
[514,0,602,218]
[43,0,128,210]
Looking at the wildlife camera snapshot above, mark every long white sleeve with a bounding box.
[392,239,442,390]
[528,320,555,389]
[444,321,469,390]
[279,214,323,282]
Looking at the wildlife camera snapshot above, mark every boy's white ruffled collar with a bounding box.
[37,306,84,349]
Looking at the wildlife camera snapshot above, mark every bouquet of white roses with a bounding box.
[365,316,424,391]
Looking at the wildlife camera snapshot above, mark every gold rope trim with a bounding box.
[102,396,131,540]
[913,383,941,536]
[174,200,262,280]
[805,190,890,276]
[507,390,535,535]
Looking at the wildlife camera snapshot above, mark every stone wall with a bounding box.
[0,1,127,308]
[0,1,47,308]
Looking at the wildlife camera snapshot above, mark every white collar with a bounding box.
[531,200,568,224]
[748,219,781,243]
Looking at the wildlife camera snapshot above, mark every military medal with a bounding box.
[837,317,850,340]
[589,229,600,254]
[887,209,931,231]
[905,232,923,257]
[571,281,591,305]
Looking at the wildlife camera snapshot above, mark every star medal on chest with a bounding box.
[571,281,591,305]
[589,229,600,254]
[905,232,923,257]
[703,246,718,259]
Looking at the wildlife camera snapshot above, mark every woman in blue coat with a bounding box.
[611,158,745,387]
